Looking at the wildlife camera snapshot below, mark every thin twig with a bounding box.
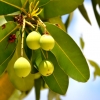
[22,0,29,8]
[25,20,35,29]
[21,18,25,56]
[37,17,46,33]
[40,49,47,59]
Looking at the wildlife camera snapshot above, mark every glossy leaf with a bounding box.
[43,52,69,95]
[45,22,90,82]
[91,0,100,27]
[0,22,18,76]
[88,60,100,79]
[43,0,84,18]
[78,4,91,25]
[0,0,22,15]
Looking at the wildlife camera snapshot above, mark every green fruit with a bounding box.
[26,31,41,50]
[40,34,55,51]
[39,60,54,76]
[7,49,34,92]
[14,57,31,78]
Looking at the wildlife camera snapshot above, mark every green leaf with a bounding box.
[0,22,18,75]
[64,13,73,31]
[80,35,85,50]
[37,0,50,7]
[45,22,90,82]
[78,4,91,25]
[24,32,32,60]
[34,77,42,100]
[43,0,84,18]
[88,60,100,79]
[43,52,69,95]
[48,16,66,32]
[0,0,22,15]
[0,16,7,26]
[4,11,21,22]
[29,0,50,7]
[91,0,100,27]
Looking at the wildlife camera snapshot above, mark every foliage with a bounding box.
[0,0,99,99]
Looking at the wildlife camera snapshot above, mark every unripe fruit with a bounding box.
[38,60,54,76]
[40,34,55,51]
[26,31,41,50]
[14,57,31,78]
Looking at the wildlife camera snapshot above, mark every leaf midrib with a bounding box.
[0,24,19,43]
[0,48,15,66]
[52,73,64,94]
[56,42,87,81]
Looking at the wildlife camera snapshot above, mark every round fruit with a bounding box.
[7,50,34,92]
[26,31,41,50]
[38,60,54,76]
[14,57,31,78]
[40,34,55,51]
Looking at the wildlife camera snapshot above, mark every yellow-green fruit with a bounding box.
[26,31,41,50]
[8,58,34,92]
[40,34,55,51]
[39,60,54,76]
[14,57,31,78]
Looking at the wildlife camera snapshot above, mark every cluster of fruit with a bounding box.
[14,31,55,78]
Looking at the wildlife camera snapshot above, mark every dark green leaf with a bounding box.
[97,0,100,3]
[34,77,42,100]
[43,0,84,18]
[0,0,22,15]
[43,52,69,95]
[0,22,18,75]
[91,0,100,27]
[78,4,91,25]
[31,50,42,74]
[24,32,32,60]
[45,22,90,82]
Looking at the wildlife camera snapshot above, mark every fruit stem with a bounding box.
[40,49,47,59]
[21,18,25,57]
[22,0,29,8]
[37,17,46,34]
[25,20,35,29]
[46,51,48,59]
